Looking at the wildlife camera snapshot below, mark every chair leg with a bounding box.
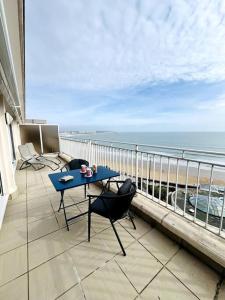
[128,211,136,230]
[88,211,91,242]
[84,184,87,198]
[110,219,126,256]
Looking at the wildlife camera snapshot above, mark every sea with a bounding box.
[62,132,225,164]
[66,132,225,151]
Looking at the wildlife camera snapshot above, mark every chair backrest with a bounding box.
[18,144,33,160]
[26,143,39,156]
[68,159,89,170]
[107,179,136,220]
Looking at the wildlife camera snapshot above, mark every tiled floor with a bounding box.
[0,165,224,299]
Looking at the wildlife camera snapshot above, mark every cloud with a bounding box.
[197,95,225,110]
[26,80,225,131]
[26,0,225,131]
[26,0,225,91]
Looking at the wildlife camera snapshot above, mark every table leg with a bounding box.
[60,190,69,231]
[58,196,63,212]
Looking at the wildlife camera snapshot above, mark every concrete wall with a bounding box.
[20,124,60,154]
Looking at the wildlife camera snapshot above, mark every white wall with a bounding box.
[0,0,24,228]
[0,96,18,228]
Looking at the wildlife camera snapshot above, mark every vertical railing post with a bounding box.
[88,140,92,164]
[183,161,189,216]
[135,145,139,187]
[219,189,225,235]
[182,150,185,159]
[206,165,214,228]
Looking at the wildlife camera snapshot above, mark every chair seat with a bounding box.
[90,191,117,219]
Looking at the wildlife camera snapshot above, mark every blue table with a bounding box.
[49,166,120,230]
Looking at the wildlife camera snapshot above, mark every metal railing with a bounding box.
[60,137,225,237]
[60,136,225,162]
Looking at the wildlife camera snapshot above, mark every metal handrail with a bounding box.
[60,136,225,158]
[60,137,225,166]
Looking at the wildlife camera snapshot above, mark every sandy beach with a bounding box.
[101,157,225,187]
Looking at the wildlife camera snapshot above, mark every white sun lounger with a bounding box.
[26,142,61,166]
[18,144,59,171]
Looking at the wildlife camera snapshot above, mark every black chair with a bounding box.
[87,178,136,256]
[61,159,89,197]
[60,158,89,172]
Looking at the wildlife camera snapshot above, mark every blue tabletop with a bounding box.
[48,166,120,192]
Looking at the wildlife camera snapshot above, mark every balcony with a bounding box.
[0,153,224,299]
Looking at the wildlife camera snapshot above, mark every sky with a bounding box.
[26,0,225,131]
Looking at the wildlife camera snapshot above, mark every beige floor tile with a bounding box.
[29,252,79,300]
[115,241,163,293]
[55,207,85,228]
[167,249,219,300]
[27,202,55,223]
[94,223,135,255]
[29,230,71,270]
[27,179,43,189]
[90,214,111,233]
[50,195,74,212]
[2,210,27,229]
[0,223,27,255]
[27,197,51,210]
[82,260,137,300]
[58,284,85,300]
[7,193,26,206]
[61,219,93,246]
[5,201,27,217]
[28,215,59,242]
[27,184,46,194]
[67,237,115,280]
[26,189,49,201]
[139,228,179,264]
[67,186,86,197]
[0,245,27,286]
[77,202,89,213]
[45,185,57,192]
[218,279,225,300]
[27,189,49,201]
[0,274,28,300]
[17,186,27,194]
[139,268,198,300]
[68,185,100,202]
[119,215,152,240]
